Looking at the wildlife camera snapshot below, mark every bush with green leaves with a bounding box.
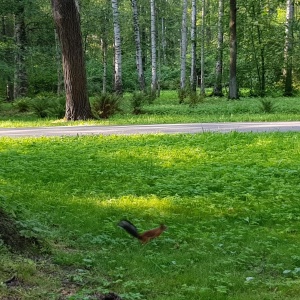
[92,93,122,119]
[47,97,66,119]
[13,98,31,113]
[260,98,276,113]
[130,92,146,115]
[30,96,50,118]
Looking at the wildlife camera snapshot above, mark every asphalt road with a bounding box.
[0,122,300,138]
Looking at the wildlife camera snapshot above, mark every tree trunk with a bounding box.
[54,29,64,96]
[180,0,188,93]
[51,0,92,120]
[283,0,294,96]
[200,0,206,96]
[14,0,28,99]
[101,36,108,94]
[213,0,224,96]
[190,0,197,92]
[229,0,238,99]
[112,0,123,94]
[131,0,145,92]
[150,0,157,99]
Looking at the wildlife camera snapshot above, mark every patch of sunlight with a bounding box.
[247,137,273,150]
[95,194,171,211]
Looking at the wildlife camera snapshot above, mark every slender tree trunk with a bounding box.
[229,0,238,99]
[150,0,157,98]
[51,0,92,120]
[180,0,188,93]
[111,0,123,94]
[257,25,265,97]
[283,0,294,96]
[101,37,107,94]
[54,29,64,95]
[161,17,166,65]
[131,0,145,92]
[14,0,28,99]
[213,0,224,96]
[200,0,206,96]
[190,0,197,92]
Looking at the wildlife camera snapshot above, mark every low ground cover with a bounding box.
[0,132,300,299]
[0,91,300,127]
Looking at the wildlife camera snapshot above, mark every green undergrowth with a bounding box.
[1,92,300,128]
[0,132,300,299]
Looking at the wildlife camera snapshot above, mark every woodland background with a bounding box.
[0,0,299,102]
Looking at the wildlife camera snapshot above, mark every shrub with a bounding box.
[130,92,146,115]
[13,98,31,112]
[47,97,65,118]
[30,96,50,118]
[92,93,122,119]
[260,98,276,113]
[188,91,204,107]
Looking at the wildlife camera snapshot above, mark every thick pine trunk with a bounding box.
[51,0,92,120]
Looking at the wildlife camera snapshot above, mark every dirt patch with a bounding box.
[0,207,40,253]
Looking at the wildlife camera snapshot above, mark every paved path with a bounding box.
[0,122,300,138]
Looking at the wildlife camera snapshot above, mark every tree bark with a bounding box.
[283,0,294,96]
[51,0,92,120]
[150,0,157,98]
[200,0,206,96]
[229,0,238,99]
[112,0,123,94]
[14,0,28,99]
[190,0,197,92]
[180,0,188,92]
[213,0,224,96]
[131,0,145,92]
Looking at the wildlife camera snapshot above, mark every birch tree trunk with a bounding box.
[200,0,206,96]
[112,0,123,94]
[150,0,157,98]
[190,0,197,92]
[131,0,145,92]
[51,0,92,120]
[14,0,28,99]
[180,0,188,94]
[213,0,224,96]
[283,0,294,96]
[229,0,238,99]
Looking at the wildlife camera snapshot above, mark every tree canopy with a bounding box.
[0,0,299,99]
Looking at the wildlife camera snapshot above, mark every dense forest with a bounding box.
[0,0,299,101]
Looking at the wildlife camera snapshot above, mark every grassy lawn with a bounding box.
[0,91,300,127]
[1,132,300,299]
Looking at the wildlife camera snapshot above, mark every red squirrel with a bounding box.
[118,220,167,244]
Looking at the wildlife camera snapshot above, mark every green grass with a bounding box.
[1,132,300,299]
[0,91,300,127]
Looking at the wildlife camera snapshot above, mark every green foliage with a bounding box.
[1,132,300,299]
[2,91,300,127]
[260,98,276,113]
[13,97,31,112]
[30,97,49,118]
[92,93,122,119]
[130,92,146,115]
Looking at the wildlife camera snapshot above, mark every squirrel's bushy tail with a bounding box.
[118,220,141,240]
